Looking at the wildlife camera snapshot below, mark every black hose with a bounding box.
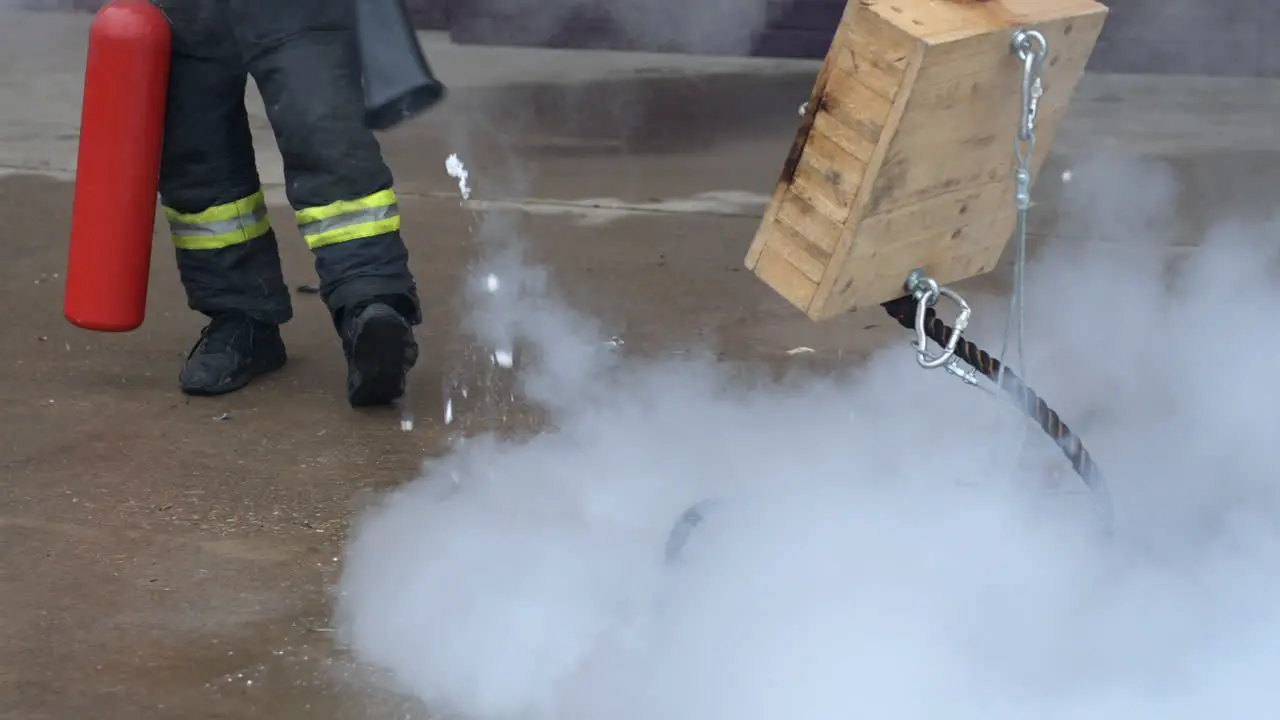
[663,298,1114,564]
[880,296,1110,514]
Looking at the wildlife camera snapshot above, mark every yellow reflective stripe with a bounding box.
[172,217,272,251]
[165,190,271,251]
[305,217,401,249]
[164,190,265,225]
[295,189,397,224]
[296,189,401,249]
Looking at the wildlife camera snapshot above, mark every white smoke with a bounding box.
[334,147,1280,720]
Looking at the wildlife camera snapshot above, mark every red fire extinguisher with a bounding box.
[64,0,171,332]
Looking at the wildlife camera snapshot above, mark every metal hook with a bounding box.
[1011,29,1047,142]
[904,269,972,369]
[1012,28,1048,63]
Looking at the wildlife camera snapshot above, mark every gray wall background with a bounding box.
[31,0,1280,76]
[436,0,1280,76]
[1090,0,1280,76]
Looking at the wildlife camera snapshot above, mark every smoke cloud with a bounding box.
[335,146,1280,720]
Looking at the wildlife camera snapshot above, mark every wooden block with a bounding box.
[745,0,1109,321]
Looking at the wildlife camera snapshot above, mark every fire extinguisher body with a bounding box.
[65,0,171,332]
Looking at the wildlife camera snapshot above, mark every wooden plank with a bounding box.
[745,0,856,269]
[791,127,863,218]
[775,190,842,255]
[746,0,1109,320]
[822,181,1011,312]
[754,242,819,309]
[807,6,925,318]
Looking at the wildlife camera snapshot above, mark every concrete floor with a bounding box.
[2,9,1279,719]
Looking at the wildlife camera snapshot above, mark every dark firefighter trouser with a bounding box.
[155,0,421,328]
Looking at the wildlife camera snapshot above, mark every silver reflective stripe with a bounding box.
[168,202,269,239]
[297,203,399,239]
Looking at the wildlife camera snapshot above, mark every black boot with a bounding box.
[179,313,288,396]
[342,302,418,407]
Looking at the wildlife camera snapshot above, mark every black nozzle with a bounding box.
[356,0,447,131]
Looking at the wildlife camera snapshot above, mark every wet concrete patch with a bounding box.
[4,60,1280,714]
[0,172,886,718]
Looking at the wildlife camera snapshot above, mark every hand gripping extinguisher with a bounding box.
[64,0,171,332]
[357,0,447,131]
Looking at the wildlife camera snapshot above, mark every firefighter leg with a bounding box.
[158,7,290,395]
[236,0,420,406]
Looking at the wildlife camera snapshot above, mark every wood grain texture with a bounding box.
[745,0,1109,320]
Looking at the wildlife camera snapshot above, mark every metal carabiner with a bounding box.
[1011,29,1047,143]
[904,269,972,369]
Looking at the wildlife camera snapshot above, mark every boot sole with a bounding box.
[348,309,417,408]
